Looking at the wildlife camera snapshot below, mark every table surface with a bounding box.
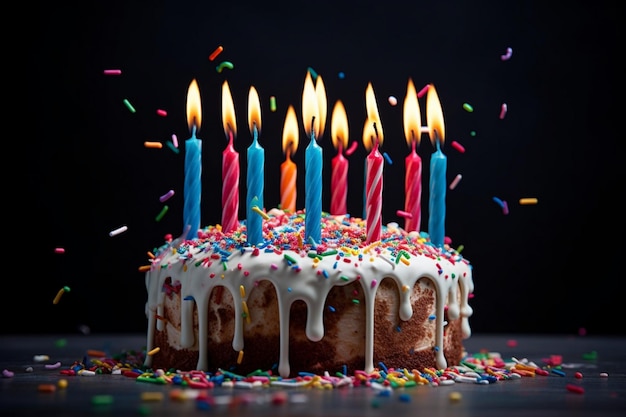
[1,333,624,416]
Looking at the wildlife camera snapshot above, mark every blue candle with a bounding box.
[183,125,201,240]
[426,84,446,248]
[428,138,446,248]
[183,79,203,241]
[301,70,324,244]
[305,130,322,244]
[246,125,264,246]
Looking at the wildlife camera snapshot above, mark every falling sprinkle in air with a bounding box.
[209,45,224,61]
[109,225,128,237]
[123,99,136,113]
[216,61,234,73]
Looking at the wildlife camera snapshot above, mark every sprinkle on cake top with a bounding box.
[152,209,469,269]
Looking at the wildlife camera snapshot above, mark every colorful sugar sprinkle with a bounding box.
[209,45,224,61]
[449,174,462,190]
[417,84,429,98]
[216,61,234,73]
[123,99,136,113]
[451,141,465,153]
[109,225,128,237]
[519,198,538,205]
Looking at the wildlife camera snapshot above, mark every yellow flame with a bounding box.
[302,71,320,139]
[331,100,348,151]
[362,119,376,152]
[248,86,262,137]
[221,81,237,137]
[362,82,383,151]
[315,75,327,139]
[426,84,445,147]
[403,78,421,147]
[282,105,299,155]
[186,79,202,132]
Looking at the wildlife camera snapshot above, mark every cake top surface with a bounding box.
[151,208,469,267]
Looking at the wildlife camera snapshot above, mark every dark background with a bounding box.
[12,0,623,336]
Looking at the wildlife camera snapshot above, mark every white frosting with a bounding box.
[144,212,474,378]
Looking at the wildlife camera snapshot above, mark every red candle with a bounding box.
[403,78,422,232]
[404,143,422,232]
[330,100,349,215]
[221,81,239,233]
[280,105,299,213]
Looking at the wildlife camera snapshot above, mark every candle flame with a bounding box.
[426,84,445,147]
[282,105,299,155]
[331,100,349,151]
[403,78,421,147]
[186,79,202,132]
[315,75,327,139]
[362,82,383,151]
[302,71,320,140]
[362,120,376,152]
[221,80,237,137]
[248,86,262,137]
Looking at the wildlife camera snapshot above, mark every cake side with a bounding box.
[144,211,474,378]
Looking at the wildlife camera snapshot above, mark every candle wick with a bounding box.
[372,122,380,149]
[253,122,259,142]
[191,123,198,137]
[224,123,235,145]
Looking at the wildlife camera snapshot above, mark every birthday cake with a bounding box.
[143,208,474,378]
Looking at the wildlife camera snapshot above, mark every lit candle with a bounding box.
[403,78,422,232]
[426,84,446,247]
[280,105,299,213]
[183,79,202,240]
[330,100,349,215]
[246,86,264,246]
[363,82,384,243]
[221,80,239,233]
[302,71,324,244]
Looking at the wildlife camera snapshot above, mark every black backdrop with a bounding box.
[14,0,623,336]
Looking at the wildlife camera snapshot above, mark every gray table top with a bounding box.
[1,333,625,416]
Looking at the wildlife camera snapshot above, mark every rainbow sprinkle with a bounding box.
[58,348,561,390]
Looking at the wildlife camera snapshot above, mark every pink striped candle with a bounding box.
[221,81,239,233]
[330,100,349,215]
[363,82,384,243]
[403,78,423,232]
[221,131,239,232]
[365,137,383,243]
[404,142,422,232]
